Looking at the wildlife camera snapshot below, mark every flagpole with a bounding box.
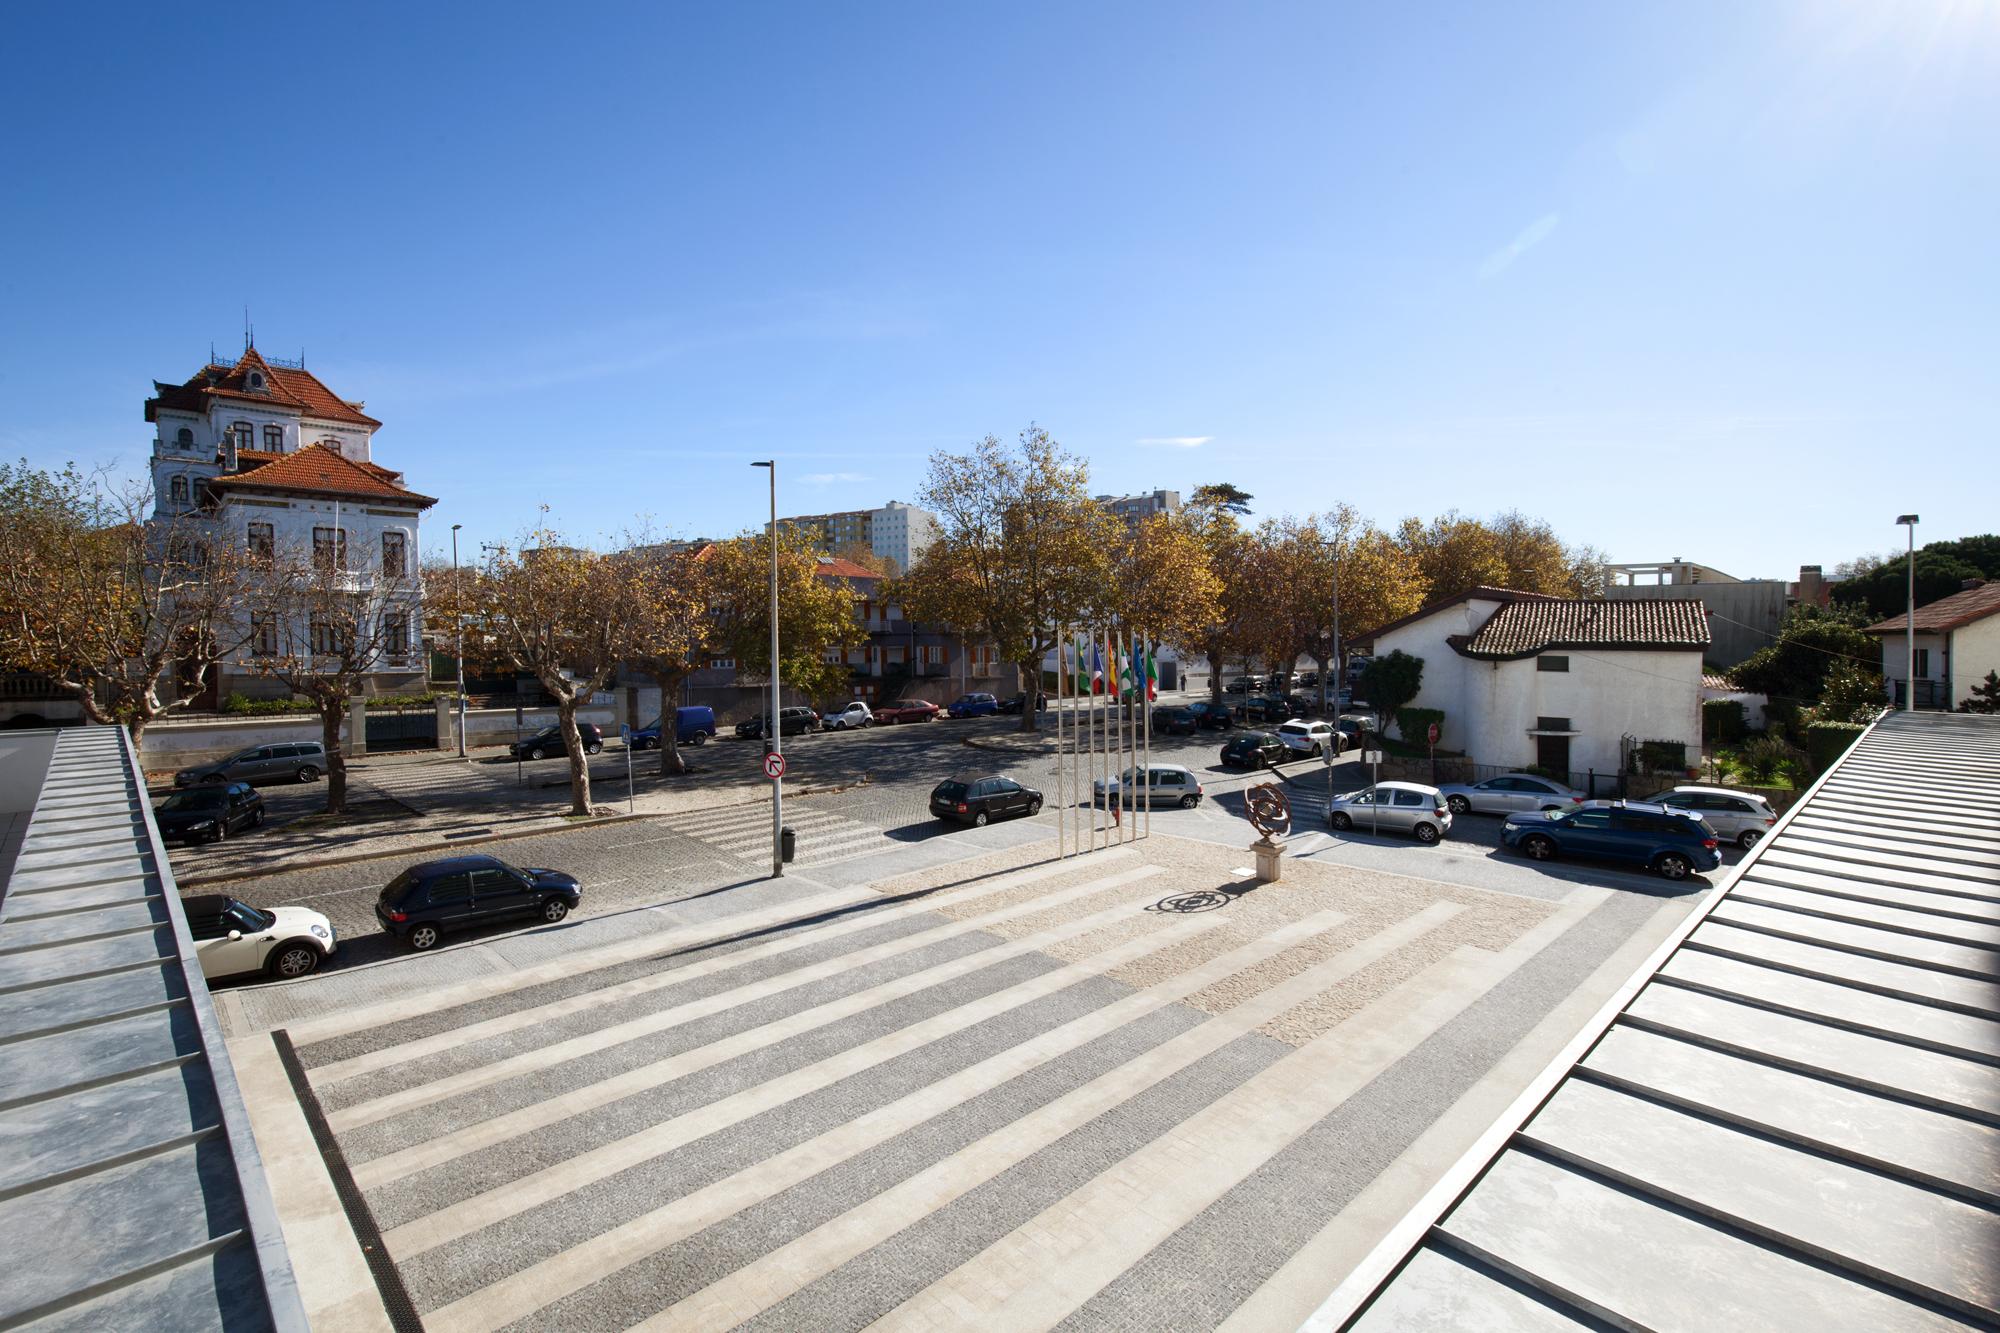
[1094,630,1106,850]
[1054,635,1065,858]
[1142,629,1152,841]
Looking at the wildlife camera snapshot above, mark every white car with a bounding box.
[1657,786,1780,849]
[1437,772,1585,816]
[1276,720,1344,758]
[182,894,336,981]
[1092,764,1205,809]
[822,701,874,731]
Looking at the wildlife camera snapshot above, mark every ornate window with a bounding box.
[231,421,253,451]
[246,522,274,563]
[381,531,407,577]
[381,612,410,656]
[169,475,189,503]
[246,371,265,391]
[310,616,351,657]
[175,427,194,448]
[312,526,348,572]
[250,613,276,658]
[264,424,284,451]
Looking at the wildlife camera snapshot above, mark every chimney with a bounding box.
[1795,564,1826,607]
[1965,578,1988,592]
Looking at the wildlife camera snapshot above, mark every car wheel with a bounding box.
[1413,821,1441,844]
[269,944,321,979]
[1027,798,1043,816]
[1522,835,1556,861]
[541,898,570,923]
[690,732,709,746]
[973,811,989,827]
[408,924,442,951]
[1655,852,1692,881]
[1738,829,1763,850]
[1330,811,1353,831]
[1179,794,1198,809]
[1309,743,1322,758]
[212,821,228,843]
[528,747,546,760]
[1446,795,1471,816]
[586,742,603,755]
[202,773,226,784]
[251,808,265,826]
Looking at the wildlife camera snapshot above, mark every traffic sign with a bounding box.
[1427,722,1439,745]
[764,752,787,779]
[1361,750,1385,765]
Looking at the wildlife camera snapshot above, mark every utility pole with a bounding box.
[755,461,783,876]
[451,523,466,758]
[1897,514,1919,711]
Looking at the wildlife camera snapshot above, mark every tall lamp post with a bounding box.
[1897,514,1919,712]
[451,523,467,757]
[753,461,783,877]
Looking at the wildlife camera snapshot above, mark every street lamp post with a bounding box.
[754,461,783,877]
[451,523,467,758]
[1897,514,1919,712]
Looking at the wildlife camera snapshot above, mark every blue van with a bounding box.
[630,706,717,750]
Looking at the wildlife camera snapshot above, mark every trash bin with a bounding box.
[780,826,796,863]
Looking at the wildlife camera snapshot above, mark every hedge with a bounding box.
[1395,707,1445,744]
[1702,698,1746,745]
[1805,720,1867,774]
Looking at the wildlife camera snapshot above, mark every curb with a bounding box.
[172,780,861,889]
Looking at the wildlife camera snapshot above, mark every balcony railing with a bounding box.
[1891,678,1952,710]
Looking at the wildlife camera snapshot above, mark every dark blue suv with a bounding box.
[1502,800,1721,880]
[375,854,582,951]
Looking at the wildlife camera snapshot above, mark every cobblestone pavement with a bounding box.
[241,832,1708,1332]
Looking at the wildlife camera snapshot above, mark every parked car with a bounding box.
[1657,786,1780,849]
[1187,700,1236,730]
[737,707,820,739]
[374,854,583,951]
[1296,670,1320,689]
[822,701,875,731]
[1326,782,1453,844]
[183,893,335,980]
[1502,800,1721,880]
[1092,764,1205,809]
[174,742,326,788]
[1276,719,1345,758]
[997,691,1048,715]
[1220,732,1290,769]
[510,723,603,760]
[1239,695,1303,723]
[946,692,1001,718]
[155,783,265,844]
[629,706,717,750]
[929,771,1044,826]
[875,698,941,725]
[1437,772,1585,816]
[1150,705,1201,736]
[1224,676,1262,695]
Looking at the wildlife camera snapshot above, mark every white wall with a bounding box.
[140,716,326,771]
[1951,617,2000,704]
[1875,632,1950,696]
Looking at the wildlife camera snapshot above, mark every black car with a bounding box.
[930,771,1044,826]
[510,723,604,760]
[155,782,265,843]
[1239,695,1303,723]
[374,854,582,951]
[997,691,1049,715]
[1150,705,1201,735]
[737,707,820,740]
[1187,701,1236,730]
[1220,732,1289,768]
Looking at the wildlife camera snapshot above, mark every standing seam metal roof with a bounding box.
[0,727,304,1331]
[1310,709,2000,1331]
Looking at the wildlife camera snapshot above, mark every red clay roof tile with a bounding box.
[1458,598,1710,659]
[208,443,434,507]
[1864,581,2000,634]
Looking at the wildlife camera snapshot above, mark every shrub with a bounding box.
[1805,720,1867,774]
[1735,735,1797,785]
[216,693,316,717]
[1702,699,1746,745]
[1395,707,1444,746]
[1359,652,1424,735]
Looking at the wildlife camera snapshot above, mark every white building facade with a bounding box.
[1368,587,1709,781]
[869,500,937,574]
[146,346,435,702]
[1865,580,2000,710]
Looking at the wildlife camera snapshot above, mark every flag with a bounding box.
[1105,632,1120,700]
[1090,641,1105,695]
[1073,635,1091,694]
[1145,645,1159,701]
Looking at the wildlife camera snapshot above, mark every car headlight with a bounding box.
[310,925,329,939]
[189,820,217,831]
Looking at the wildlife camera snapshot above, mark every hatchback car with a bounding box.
[1276,720,1344,758]
[1239,696,1303,723]
[1502,801,1721,880]
[822,701,875,731]
[374,854,583,951]
[1657,786,1779,849]
[155,783,265,844]
[1187,700,1236,730]
[182,893,335,980]
[1326,782,1453,844]
[511,723,604,760]
[737,707,820,739]
[875,698,941,724]
[1092,764,1205,809]
[930,772,1044,826]
[1149,705,1201,735]
[175,742,326,788]
[946,692,1000,718]
[1220,732,1289,768]
[1438,772,1585,816]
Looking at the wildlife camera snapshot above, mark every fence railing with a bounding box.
[1891,678,1952,710]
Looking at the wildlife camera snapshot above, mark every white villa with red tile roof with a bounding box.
[146,345,436,702]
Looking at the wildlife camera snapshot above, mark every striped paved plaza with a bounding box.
[252,833,1699,1331]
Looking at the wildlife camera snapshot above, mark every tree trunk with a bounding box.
[1205,646,1227,702]
[320,703,348,815]
[1016,658,1039,732]
[557,695,592,816]
[649,670,689,777]
[1313,651,1332,715]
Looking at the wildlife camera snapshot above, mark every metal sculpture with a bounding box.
[1246,782,1291,841]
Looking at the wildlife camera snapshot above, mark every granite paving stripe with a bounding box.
[348,868,1168,1176]
[894,893,1602,1331]
[326,865,1168,1134]
[381,896,1222,1254]
[308,850,1127,1083]
[650,903,1465,1331]
[425,908,1358,1333]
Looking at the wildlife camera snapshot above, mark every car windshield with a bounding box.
[224,899,275,931]
[160,790,225,811]
[1544,803,1586,820]
[934,782,967,800]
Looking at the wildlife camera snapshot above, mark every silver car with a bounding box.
[1092,764,1205,809]
[1438,772,1584,816]
[174,742,327,788]
[1326,781,1453,843]
[1657,786,1779,849]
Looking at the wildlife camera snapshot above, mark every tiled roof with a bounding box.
[1357,586,1562,646]
[1456,598,1710,659]
[814,557,884,580]
[208,443,435,507]
[233,448,286,470]
[144,348,381,428]
[1863,580,2000,634]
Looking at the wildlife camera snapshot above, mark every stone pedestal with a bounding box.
[1253,838,1282,883]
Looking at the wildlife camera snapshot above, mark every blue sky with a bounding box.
[4,2,1995,576]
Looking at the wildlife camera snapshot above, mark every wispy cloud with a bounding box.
[1135,435,1213,449]
[1478,213,1560,280]
[800,471,867,485]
